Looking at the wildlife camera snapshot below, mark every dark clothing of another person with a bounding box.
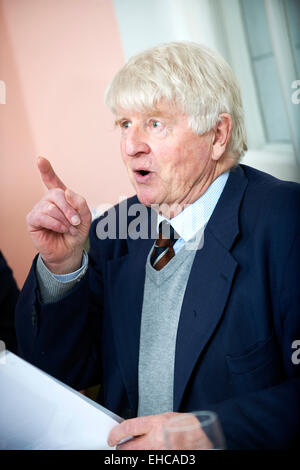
[0,251,19,353]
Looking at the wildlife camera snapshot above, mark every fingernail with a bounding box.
[71,215,81,226]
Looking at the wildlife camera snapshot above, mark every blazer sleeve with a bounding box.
[15,221,104,391]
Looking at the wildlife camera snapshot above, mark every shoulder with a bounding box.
[240,164,300,222]
[232,166,300,263]
[241,164,300,197]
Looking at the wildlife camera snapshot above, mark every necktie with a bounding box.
[151,221,177,271]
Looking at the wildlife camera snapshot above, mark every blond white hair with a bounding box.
[105,41,247,160]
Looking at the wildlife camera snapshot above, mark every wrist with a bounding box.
[42,250,84,275]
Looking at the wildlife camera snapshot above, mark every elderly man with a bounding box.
[16,42,300,449]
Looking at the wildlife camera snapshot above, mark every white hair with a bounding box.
[105,41,247,160]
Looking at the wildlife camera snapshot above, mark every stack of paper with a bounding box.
[0,351,122,449]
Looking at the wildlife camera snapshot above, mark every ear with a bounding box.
[211,113,233,161]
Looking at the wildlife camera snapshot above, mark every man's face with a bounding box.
[116,101,216,215]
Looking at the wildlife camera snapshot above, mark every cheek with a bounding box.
[157,143,182,172]
[120,139,125,156]
[120,141,129,165]
[168,145,197,179]
[182,141,211,172]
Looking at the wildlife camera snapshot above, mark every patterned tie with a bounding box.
[151,221,177,271]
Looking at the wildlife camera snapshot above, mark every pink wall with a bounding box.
[0,0,133,287]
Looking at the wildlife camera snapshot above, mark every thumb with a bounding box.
[65,188,91,228]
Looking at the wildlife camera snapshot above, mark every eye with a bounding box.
[146,118,170,137]
[151,120,162,128]
[147,119,165,132]
[120,120,131,129]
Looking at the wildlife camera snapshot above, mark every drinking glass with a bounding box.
[163,411,226,450]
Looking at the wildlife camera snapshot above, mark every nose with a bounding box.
[124,126,151,157]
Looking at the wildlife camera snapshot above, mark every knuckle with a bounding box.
[43,188,54,199]
[32,199,44,211]
[54,187,65,196]
[40,201,57,218]
[123,419,134,436]
[45,202,55,214]
[26,208,40,225]
[132,419,143,436]
[48,187,65,200]
[122,421,130,436]
[163,412,174,421]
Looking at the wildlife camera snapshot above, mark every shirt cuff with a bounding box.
[36,251,88,303]
[52,251,88,282]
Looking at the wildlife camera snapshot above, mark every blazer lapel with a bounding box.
[174,165,248,410]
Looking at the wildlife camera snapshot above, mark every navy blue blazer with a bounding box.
[16,164,300,449]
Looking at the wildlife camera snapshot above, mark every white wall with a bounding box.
[113,0,229,60]
[113,0,300,182]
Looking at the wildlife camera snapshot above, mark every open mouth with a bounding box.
[134,169,152,182]
[137,170,150,176]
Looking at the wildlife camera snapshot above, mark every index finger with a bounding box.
[37,156,67,191]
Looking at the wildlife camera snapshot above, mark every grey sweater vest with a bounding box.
[137,244,197,417]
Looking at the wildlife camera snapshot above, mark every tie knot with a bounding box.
[151,220,177,270]
[155,221,177,249]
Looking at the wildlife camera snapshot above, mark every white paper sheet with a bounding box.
[0,350,122,449]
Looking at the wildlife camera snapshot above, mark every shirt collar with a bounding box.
[157,171,229,242]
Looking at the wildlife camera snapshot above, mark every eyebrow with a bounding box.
[114,117,125,127]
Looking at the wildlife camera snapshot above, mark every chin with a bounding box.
[136,195,153,207]
[136,190,159,208]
